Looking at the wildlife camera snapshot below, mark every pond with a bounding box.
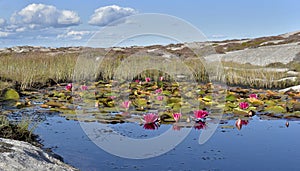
[34,113,300,171]
[3,81,300,170]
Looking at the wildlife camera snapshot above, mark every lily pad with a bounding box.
[226,94,237,102]
[233,108,249,115]
[265,106,286,113]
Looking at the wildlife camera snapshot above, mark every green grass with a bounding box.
[0,114,40,146]
[0,49,299,90]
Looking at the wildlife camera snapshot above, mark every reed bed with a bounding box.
[0,50,299,90]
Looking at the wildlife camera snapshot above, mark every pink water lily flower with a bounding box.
[143,113,159,124]
[157,96,164,101]
[109,96,116,100]
[121,100,131,110]
[81,85,88,91]
[159,76,164,81]
[145,77,151,82]
[155,88,162,94]
[172,113,182,122]
[249,94,258,99]
[239,102,249,109]
[65,83,72,91]
[235,118,249,130]
[135,80,140,83]
[194,110,208,120]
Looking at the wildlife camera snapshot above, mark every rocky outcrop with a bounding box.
[280,85,300,92]
[0,138,78,171]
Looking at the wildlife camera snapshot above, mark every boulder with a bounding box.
[1,88,20,101]
[280,85,300,93]
[0,138,78,171]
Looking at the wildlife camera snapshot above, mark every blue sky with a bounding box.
[0,0,299,47]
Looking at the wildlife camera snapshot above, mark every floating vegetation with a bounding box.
[2,76,300,133]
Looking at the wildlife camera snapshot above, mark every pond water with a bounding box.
[34,113,300,171]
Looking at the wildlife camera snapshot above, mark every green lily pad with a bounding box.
[167,97,181,104]
[226,94,237,102]
[265,106,286,113]
[45,101,64,108]
[233,108,248,115]
[264,100,276,106]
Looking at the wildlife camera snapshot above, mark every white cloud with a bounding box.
[10,3,80,28]
[88,5,137,26]
[0,18,6,27]
[210,34,227,39]
[0,31,10,37]
[57,30,92,40]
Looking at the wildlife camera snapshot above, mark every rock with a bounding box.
[1,88,20,101]
[280,85,300,93]
[0,138,78,171]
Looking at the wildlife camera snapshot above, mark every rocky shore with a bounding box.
[0,138,78,171]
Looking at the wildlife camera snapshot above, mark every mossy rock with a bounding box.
[1,88,20,101]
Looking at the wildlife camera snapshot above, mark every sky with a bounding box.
[0,0,299,48]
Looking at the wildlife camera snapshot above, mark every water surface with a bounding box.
[34,115,300,171]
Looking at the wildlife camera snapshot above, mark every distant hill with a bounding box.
[1,30,300,66]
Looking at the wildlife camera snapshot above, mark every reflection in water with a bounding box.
[286,121,289,127]
[235,118,249,130]
[172,123,181,131]
[194,120,206,130]
[143,123,159,130]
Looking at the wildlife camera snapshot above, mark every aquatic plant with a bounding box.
[142,113,159,124]
[65,83,72,91]
[81,85,88,91]
[155,88,162,94]
[193,110,208,121]
[239,102,249,109]
[172,113,182,122]
[249,94,258,99]
[157,96,164,101]
[121,100,131,110]
[109,96,116,100]
[145,77,151,82]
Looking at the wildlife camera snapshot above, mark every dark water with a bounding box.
[35,115,300,171]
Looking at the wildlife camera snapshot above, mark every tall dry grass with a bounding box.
[0,50,299,90]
